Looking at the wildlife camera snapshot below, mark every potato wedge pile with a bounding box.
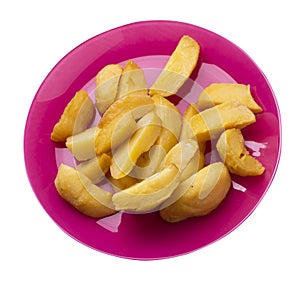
[51,35,265,223]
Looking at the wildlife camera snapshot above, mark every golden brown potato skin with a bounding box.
[197,83,262,113]
[160,162,231,222]
[149,35,200,97]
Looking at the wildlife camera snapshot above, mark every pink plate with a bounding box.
[24,21,281,260]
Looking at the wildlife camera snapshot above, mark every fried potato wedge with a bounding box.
[190,101,256,142]
[149,35,200,97]
[98,93,154,129]
[95,111,137,154]
[51,90,95,142]
[77,153,111,184]
[160,162,231,222]
[117,60,148,98]
[110,112,161,179]
[112,165,180,212]
[216,128,265,176]
[95,64,123,114]
[66,127,99,161]
[197,83,262,113]
[55,164,116,218]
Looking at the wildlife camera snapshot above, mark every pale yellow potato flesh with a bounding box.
[197,83,262,113]
[95,64,123,114]
[190,101,256,142]
[112,165,180,212]
[216,128,265,176]
[51,90,95,142]
[149,35,200,97]
[66,127,99,161]
[116,60,148,98]
[160,162,231,222]
[110,112,162,179]
[77,153,111,184]
[95,111,137,154]
[55,164,116,218]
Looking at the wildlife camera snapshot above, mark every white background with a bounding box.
[1,0,298,280]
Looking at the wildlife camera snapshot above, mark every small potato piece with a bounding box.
[77,153,111,184]
[216,128,265,176]
[160,162,231,222]
[197,83,262,113]
[190,101,256,142]
[66,127,99,161]
[149,35,200,97]
[110,112,161,179]
[112,165,180,212]
[95,64,123,114]
[117,60,148,98]
[51,90,95,142]
[55,164,116,218]
[95,111,137,154]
